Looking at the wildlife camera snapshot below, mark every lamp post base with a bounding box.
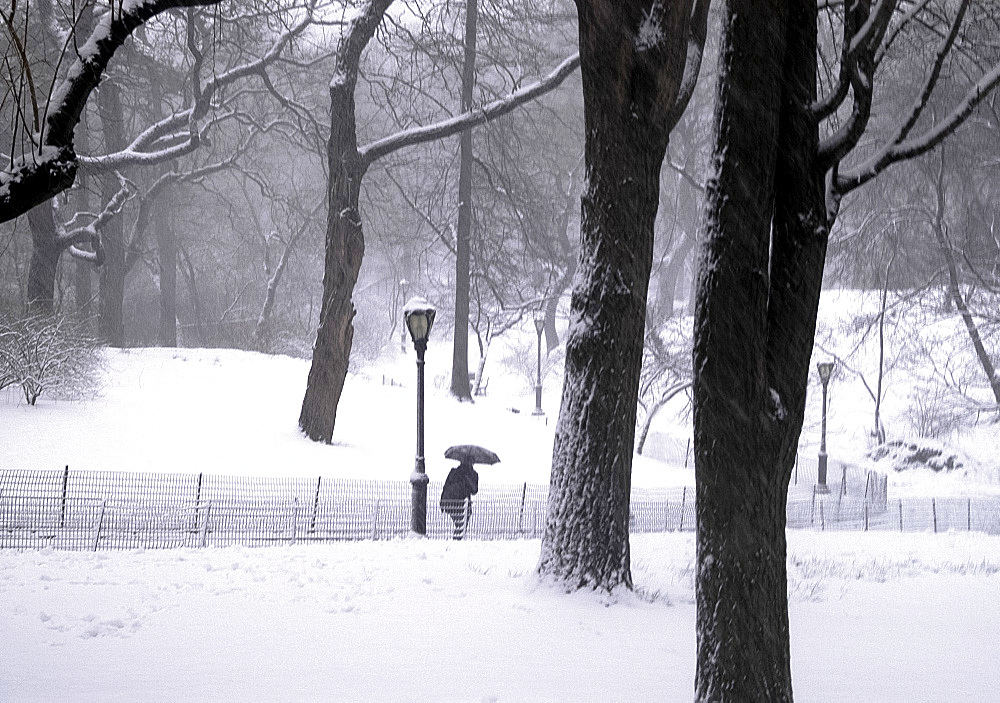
[410,471,429,535]
[816,451,830,494]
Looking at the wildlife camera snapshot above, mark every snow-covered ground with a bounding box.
[2,532,999,701]
[2,287,998,700]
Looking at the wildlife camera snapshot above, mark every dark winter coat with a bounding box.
[440,462,479,516]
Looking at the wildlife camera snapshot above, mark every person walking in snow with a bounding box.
[440,461,479,539]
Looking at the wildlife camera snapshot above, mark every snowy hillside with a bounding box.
[1,288,997,500]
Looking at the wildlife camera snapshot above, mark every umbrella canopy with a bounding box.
[444,444,501,465]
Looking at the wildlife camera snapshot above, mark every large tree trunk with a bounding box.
[26,202,61,315]
[74,112,94,318]
[97,80,127,347]
[298,3,392,443]
[72,2,95,320]
[450,0,478,401]
[693,2,825,699]
[537,0,693,591]
[298,77,364,441]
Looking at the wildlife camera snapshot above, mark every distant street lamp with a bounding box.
[399,279,409,353]
[404,297,436,534]
[532,309,545,416]
[816,361,835,495]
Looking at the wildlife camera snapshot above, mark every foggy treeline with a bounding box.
[1,1,996,395]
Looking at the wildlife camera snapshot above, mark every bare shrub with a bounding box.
[0,315,103,405]
[907,384,965,439]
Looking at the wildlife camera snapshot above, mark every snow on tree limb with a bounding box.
[60,172,134,258]
[0,0,227,224]
[79,2,318,175]
[834,0,1000,193]
[44,0,228,147]
[359,53,581,169]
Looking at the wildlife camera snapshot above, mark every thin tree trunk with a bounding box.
[543,261,571,353]
[933,149,1000,410]
[657,233,695,319]
[155,191,178,347]
[873,251,895,443]
[635,383,688,455]
[254,207,317,350]
[450,0,478,401]
[179,246,206,346]
[97,80,127,347]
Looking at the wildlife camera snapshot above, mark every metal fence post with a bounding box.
[290,498,299,545]
[193,472,204,532]
[899,499,903,532]
[371,500,381,540]
[310,476,322,533]
[518,482,527,534]
[864,502,869,532]
[60,465,69,528]
[932,498,937,534]
[92,500,107,551]
[199,502,212,547]
[679,487,687,531]
[820,502,825,531]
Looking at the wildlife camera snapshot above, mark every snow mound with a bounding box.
[869,439,965,473]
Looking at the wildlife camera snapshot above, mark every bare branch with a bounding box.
[0,0,227,223]
[359,53,581,169]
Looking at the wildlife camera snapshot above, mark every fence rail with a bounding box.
[3,467,995,552]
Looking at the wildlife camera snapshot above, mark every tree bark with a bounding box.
[297,7,581,443]
[74,96,95,317]
[537,0,694,591]
[656,233,695,319]
[97,79,127,347]
[450,0,478,402]
[155,191,178,347]
[693,1,825,699]
[298,2,392,443]
[26,202,61,315]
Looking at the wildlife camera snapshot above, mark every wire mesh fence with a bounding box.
[2,467,996,551]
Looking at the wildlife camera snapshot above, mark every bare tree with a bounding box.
[298,0,581,442]
[535,0,710,590]
[693,1,1000,699]
[0,0,230,223]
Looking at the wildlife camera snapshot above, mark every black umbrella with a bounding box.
[444,444,501,465]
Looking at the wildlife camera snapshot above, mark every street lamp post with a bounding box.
[816,361,835,495]
[404,297,436,534]
[532,310,545,416]
[399,279,409,353]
